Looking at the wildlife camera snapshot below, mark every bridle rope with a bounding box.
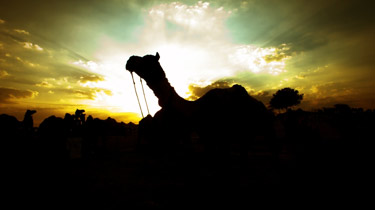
[140,78,150,115]
[130,71,144,118]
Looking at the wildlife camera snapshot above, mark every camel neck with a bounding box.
[145,76,187,109]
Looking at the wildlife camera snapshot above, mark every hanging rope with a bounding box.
[140,78,150,115]
[130,71,144,118]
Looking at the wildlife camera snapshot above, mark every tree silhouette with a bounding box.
[270,88,303,111]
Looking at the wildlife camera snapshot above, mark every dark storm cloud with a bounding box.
[0,87,36,103]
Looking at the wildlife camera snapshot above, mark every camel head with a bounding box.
[25,109,37,117]
[126,52,166,83]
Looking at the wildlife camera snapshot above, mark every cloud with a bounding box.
[140,1,290,76]
[263,44,292,62]
[251,90,273,105]
[63,88,112,100]
[294,81,362,109]
[228,44,289,75]
[294,75,305,80]
[8,54,39,67]
[0,19,98,95]
[23,42,43,51]
[14,29,29,35]
[1,30,28,44]
[146,1,231,41]
[72,90,96,99]
[79,74,105,84]
[187,81,232,100]
[0,70,10,78]
[0,87,38,103]
[35,81,54,88]
[73,60,99,71]
[308,82,354,100]
[32,76,111,102]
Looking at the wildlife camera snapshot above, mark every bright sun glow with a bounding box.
[72,1,290,118]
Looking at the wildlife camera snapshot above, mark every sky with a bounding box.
[0,0,374,125]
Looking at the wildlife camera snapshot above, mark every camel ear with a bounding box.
[156,52,160,60]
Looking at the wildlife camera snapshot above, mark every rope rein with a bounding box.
[140,78,150,115]
[130,71,144,118]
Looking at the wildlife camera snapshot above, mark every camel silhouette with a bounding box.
[23,109,36,132]
[126,53,274,154]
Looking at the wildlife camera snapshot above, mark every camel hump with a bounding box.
[232,84,245,89]
[198,84,254,101]
[231,84,249,96]
[195,83,268,117]
[231,84,267,107]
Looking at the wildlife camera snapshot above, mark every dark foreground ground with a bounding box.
[4,138,369,209]
[2,108,372,208]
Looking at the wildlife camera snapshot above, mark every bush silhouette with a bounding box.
[270,87,303,111]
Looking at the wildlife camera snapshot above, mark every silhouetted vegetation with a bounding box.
[270,87,303,111]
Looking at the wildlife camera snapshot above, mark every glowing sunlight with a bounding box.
[71,1,290,118]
